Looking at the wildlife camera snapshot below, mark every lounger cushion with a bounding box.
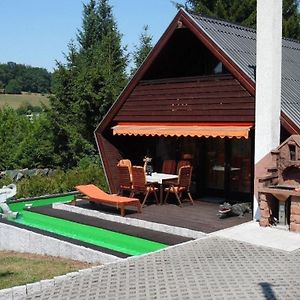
[76,184,139,204]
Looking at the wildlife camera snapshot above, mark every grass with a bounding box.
[0,251,95,290]
[0,93,50,109]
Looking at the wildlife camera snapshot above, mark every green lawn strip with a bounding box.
[8,195,167,256]
[14,211,167,256]
[0,251,93,290]
[8,195,75,212]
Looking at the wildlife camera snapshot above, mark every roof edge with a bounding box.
[281,112,300,134]
[94,9,185,137]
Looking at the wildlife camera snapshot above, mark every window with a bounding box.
[289,144,296,161]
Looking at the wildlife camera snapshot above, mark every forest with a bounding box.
[0,62,52,94]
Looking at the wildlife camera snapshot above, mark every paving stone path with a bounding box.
[27,236,300,300]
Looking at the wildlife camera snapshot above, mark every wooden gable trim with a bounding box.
[95,11,184,136]
[281,112,300,134]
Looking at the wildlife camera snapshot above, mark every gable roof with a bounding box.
[187,11,300,130]
[95,9,300,137]
[277,134,300,150]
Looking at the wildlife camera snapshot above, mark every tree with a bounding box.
[177,0,300,40]
[5,79,22,94]
[0,107,56,170]
[14,113,56,168]
[50,0,127,168]
[0,62,52,94]
[131,25,153,76]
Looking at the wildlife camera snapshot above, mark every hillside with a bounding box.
[0,93,50,109]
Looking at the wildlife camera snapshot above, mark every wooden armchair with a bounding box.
[162,159,177,174]
[164,165,194,206]
[176,160,190,174]
[117,159,132,179]
[131,166,159,207]
[117,165,132,195]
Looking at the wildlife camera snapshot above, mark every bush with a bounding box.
[16,103,43,115]
[1,158,108,199]
[0,176,13,187]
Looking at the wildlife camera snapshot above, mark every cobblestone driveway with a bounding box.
[26,237,300,300]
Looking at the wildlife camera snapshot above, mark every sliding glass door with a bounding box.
[204,137,252,201]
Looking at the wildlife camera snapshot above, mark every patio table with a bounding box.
[146,172,178,204]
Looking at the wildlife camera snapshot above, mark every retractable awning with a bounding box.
[112,123,253,139]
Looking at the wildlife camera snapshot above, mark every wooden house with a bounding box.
[95,9,300,202]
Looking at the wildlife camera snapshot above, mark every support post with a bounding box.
[254,0,283,220]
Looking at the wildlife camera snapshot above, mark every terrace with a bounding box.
[75,198,252,234]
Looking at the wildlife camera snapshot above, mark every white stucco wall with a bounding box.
[254,0,283,219]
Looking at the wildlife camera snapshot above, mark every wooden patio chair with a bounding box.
[117,159,132,179]
[117,165,132,195]
[164,165,194,206]
[131,166,159,207]
[163,159,190,185]
[176,160,190,174]
[162,159,177,174]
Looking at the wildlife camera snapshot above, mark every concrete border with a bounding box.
[9,191,79,204]
[53,203,207,239]
[0,264,105,300]
[0,222,121,264]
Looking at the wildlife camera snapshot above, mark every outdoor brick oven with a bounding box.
[258,135,300,233]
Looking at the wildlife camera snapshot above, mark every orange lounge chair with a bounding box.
[75,184,142,217]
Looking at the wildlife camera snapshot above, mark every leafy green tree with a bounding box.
[0,108,55,170]
[5,79,22,94]
[50,0,127,168]
[131,25,153,76]
[0,107,30,169]
[177,0,300,39]
[14,113,56,168]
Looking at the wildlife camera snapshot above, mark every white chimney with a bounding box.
[254,0,282,219]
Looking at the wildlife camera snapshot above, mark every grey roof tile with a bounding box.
[188,12,300,129]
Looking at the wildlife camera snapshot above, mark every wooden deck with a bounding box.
[78,199,252,234]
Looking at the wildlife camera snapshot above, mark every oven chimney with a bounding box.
[254,0,283,219]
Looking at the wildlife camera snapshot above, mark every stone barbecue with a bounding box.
[258,135,300,233]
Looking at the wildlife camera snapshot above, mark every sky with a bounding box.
[0,0,185,72]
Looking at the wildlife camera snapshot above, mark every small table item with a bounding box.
[146,172,178,204]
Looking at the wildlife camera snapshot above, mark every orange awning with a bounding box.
[112,123,253,139]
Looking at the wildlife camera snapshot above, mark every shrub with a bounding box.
[14,159,108,199]
[0,176,13,187]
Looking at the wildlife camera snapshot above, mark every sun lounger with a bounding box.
[75,184,141,217]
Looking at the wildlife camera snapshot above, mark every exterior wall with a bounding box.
[113,75,255,123]
[95,133,123,193]
[290,197,300,232]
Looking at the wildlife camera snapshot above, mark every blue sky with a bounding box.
[0,0,184,72]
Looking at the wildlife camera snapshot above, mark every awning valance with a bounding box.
[112,123,253,139]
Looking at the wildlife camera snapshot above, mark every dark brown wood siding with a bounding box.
[96,133,123,193]
[113,74,255,123]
